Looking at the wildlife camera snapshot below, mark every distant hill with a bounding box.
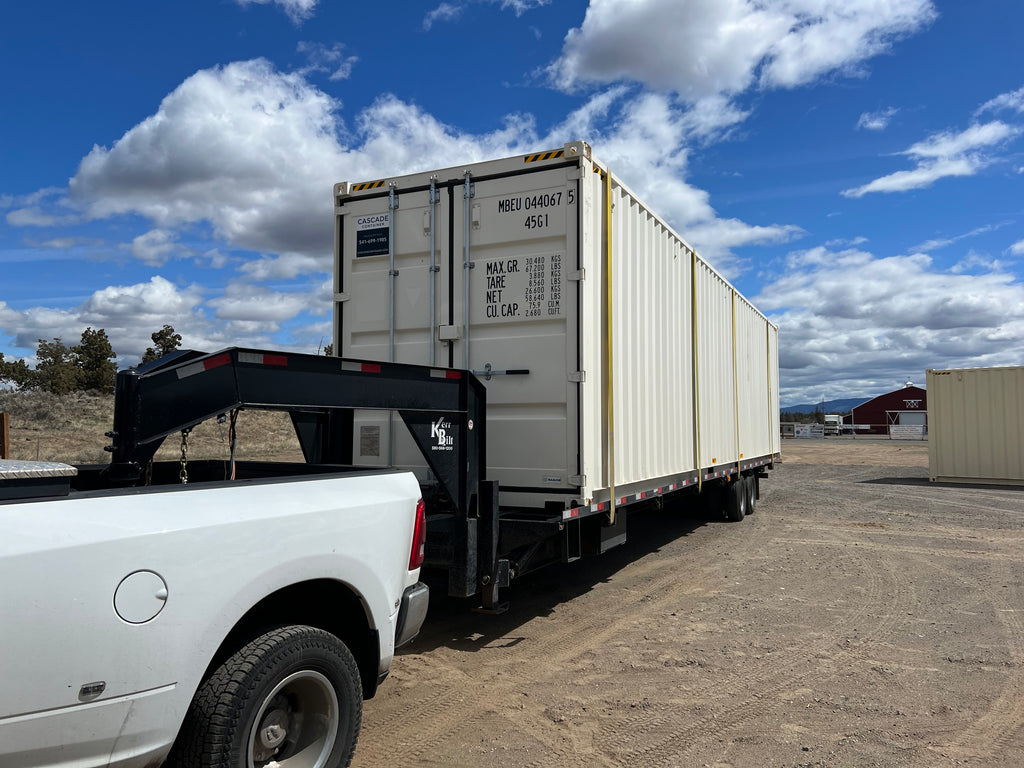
[781,397,868,415]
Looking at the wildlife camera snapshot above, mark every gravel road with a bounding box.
[354,438,1024,767]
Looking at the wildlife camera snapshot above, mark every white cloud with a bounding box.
[756,245,1024,403]
[824,236,868,247]
[976,84,1024,116]
[761,0,936,89]
[550,0,936,104]
[904,121,1019,159]
[297,42,358,81]
[5,187,80,227]
[424,2,464,29]
[950,250,1006,275]
[234,0,318,24]
[910,223,1006,254]
[424,0,548,30]
[240,253,325,281]
[131,229,182,266]
[1010,239,1024,256]
[856,107,898,131]
[6,208,76,227]
[500,0,548,13]
[210,284,313,323]
[68,59,345,262]
[842,121,1021,197]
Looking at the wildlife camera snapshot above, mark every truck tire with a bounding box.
[745,475,757,515]
[723,479,746,522]
[169,625,362,768]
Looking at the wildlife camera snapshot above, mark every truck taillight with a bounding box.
[409,498,426,570]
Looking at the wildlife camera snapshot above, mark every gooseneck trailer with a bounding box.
[332,141,781,608]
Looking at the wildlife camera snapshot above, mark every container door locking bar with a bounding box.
[473,363,530,381]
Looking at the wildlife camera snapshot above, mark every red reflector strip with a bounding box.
[362,363,381,373]
[239,352,290,367]
[446,370,462,379]
[205,353,231,370]
[177,353,231,380]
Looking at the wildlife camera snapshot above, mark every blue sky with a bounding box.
[2,0,1022,404]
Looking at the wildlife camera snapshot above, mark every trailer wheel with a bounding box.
[723,479,746,522]
[169,625,361,768]
[745,475,757,515]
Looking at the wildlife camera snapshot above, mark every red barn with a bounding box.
[849,383,927,435]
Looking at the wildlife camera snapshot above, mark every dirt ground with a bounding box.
[354,437,1024,767]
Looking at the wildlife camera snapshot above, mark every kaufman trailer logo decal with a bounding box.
[430,418,455,452]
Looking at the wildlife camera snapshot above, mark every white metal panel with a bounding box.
[606,172,695,489]
[736,295,771,460]
[928,366,1024,484]
[695,260,737,469]
[768,325,781,455]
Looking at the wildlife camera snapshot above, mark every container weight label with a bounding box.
[481,253,562,321]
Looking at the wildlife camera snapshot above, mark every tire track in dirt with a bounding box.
[796,519,1024,548]
[925,555,1024,762]
[355,510,769,766]
[777,537,1024,564]
[605,528,916,766]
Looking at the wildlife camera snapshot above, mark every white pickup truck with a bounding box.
[0,347,436,768]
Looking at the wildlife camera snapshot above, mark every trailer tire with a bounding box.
[169,625,361,768]
[723,480,746,522]
[745,475,757,515]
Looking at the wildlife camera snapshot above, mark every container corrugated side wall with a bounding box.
[603,173,696,492]
[928,366,1024,484]
[769,325,781,455]
[694,259,738,470]
[736,295,772,461]
[580,165,776,501]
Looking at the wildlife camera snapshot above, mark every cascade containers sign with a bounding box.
[356,213,389,257]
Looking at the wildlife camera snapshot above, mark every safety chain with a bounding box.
[179,428,191,485]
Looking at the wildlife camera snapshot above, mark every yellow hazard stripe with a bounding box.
[524,149,565,163]
[351,180,387,191]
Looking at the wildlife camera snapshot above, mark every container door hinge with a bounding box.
[569,474,586,487]
[569,371,586,383]
[568,269,585,282]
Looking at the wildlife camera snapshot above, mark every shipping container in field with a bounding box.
[333,141,780,605]
[928,366,1024,485]
[334,140,779,511]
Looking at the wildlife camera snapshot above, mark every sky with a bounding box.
[2,0,1022,406]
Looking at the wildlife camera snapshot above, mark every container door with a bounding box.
[337,164,581,502]
[449,167,581,499]
[337,185,452,467]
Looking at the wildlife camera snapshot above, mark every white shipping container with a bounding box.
[334,141,780,511]
[928,366,1024,485]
